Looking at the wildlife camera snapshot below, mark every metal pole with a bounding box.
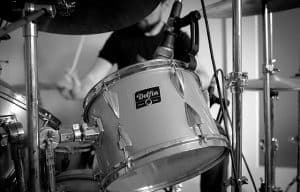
[230,0,247,191]
[262,1,272,192]
[270,90,280,189]
[270,93,275,187]
[297,73,300,192]
[23,3,41,192]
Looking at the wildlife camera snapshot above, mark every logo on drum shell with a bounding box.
[135,87,161,109]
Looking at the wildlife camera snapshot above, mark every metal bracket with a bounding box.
[226,72,248,93]
[263,59,279,74]
[224,176,248,187]
[39,127,59,150]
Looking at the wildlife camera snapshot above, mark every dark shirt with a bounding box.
[98,24,191,69]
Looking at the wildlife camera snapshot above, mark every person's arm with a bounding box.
[79,57,114,97]
[194,54,211,90]
[57,57,113,100]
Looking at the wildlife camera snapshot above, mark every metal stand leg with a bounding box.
[262,1,273,191]
[229,0,248,191]
[23,11,41,192]
[297,74,300,192]
[270,91,282,192]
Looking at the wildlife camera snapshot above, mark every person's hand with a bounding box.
[56,71,83,100]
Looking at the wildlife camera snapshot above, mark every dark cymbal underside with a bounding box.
[0,0,161,34]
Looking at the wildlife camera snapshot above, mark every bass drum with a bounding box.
[83,59,229,192]
[56,169,100,192]
[0,79,61,187]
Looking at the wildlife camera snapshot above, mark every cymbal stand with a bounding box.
[227,0,248,191]
[270,90,282,192]
[296,74,300,192]
[261,1,278,191]
[22,3,55,192]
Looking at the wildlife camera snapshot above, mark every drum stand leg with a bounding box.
[269,91,282,192]
[44,139,57,192]
[297,87,300,192]
[227,0,248,191]
[285,80,300,192]
[23,7,41,191]
[259,91,283,192]
[23,3,55,192]
[260,1,281,191]
[11,143,26,192]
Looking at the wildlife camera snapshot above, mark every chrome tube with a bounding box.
[270,91,279,188]
[298,76,300,192]
[262,2,272,192]
[23,3,41,192]
[231,0,243,191]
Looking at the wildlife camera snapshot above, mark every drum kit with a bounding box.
[0,0,300,192]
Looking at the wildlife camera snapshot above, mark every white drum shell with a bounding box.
[83,59,228,192]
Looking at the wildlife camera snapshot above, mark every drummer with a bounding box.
[57,1,227,192]
[57,0,210,100]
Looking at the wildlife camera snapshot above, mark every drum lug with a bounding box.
[95,117,104,146]
[91,116,105,145]
[117,124,132,159]
[103,89,120,119]
[185,103,206,141]
[94,117,104,133]
[126,157,133,170]
[170,65,185,98]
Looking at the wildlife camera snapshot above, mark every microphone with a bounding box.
[153,0,182,59]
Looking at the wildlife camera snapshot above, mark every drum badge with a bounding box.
[135,87,161,109]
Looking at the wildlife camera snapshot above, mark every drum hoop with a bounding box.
[56,169,96,182]
[55,141,92,153]
[131,134,228,163]
[82,59,202,123]
[0,80,59,125]
[100,135,228,190]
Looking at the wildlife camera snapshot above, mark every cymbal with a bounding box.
[0,0,161,34]
[203,0,300,18]
[246,74,300,91]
